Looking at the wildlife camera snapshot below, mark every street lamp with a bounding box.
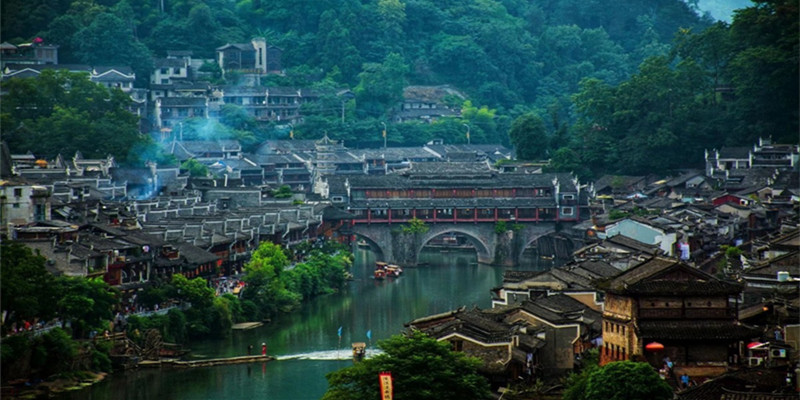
[381,122,387,149]
[462,123,470,145]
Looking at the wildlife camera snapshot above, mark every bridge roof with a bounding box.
[345,172,569,190]
[349,197,557,209]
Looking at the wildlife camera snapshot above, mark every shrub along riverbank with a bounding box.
[127,241,353,343]
[0,240,352,393]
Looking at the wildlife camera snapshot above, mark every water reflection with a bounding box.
[59,248,549,400]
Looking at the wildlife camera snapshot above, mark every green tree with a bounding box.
[400,217,429,234]
[726,0,798,143]
[71,12,153,85]
[0,242,58,333]
[1,70,146,164]
[562,349,600,400]
[323,331,491,400]
[181,159,209,177]
[581,361,672,400]
[271,185,294,198]
[242,242,299,318]
[171,275,215,309]
[509,113,549,160]
[55,277,119,339]
[354,52,408,118]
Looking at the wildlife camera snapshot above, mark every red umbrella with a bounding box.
[645,342,664,351]
[747,342,763,349]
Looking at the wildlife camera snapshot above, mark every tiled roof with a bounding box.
[716,146,750,159]
[605,257,741,295]
[605,235,660,254]
[154,58,187,68]
[638,320,760,341]
[158,97,207,106]
[624,279,742,295]
[174,242,220,265]
[677,366,796,400]
[349,197,557,209]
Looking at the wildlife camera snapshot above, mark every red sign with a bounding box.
[379,371,393,400]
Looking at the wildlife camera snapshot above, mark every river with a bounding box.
[58,247,560,400]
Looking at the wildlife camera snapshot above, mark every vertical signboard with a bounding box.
[379,371,393,400]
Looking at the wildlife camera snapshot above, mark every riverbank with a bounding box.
[3,372,107,400]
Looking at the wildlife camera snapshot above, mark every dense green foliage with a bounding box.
[400,217,429,234]
[180,159,209,177]
[0,243,118,380]
[323,331,491,400]
[242,241,352,321]
[564,359,672,400]
[0,70,150,163]
[1,242,119,338]
[2,0,795,176]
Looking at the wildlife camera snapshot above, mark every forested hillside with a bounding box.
[0,0,708,111]
[1,0,797,177]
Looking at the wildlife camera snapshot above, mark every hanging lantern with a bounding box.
[747,342,763,349]
[645,342,664,351]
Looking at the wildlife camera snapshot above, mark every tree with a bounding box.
[0,70,146,164]
[171,275,215,309]
[400,217,429,234]
[0,242,58,332]
[323,331,491,400]
[354,52,408,117]
[508,113,549,160]
[271,185,294,198]
[181,159,209,177]
[55,277,119,339]
[242,242,299,318]
[71,12,153,85]
[581,361,672,400]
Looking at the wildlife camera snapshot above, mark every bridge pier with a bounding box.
[350,222,559,267]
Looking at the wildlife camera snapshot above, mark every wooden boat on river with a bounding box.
[375,261,403,278]
[352,342,366,362]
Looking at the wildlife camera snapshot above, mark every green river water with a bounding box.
[57,248,557,400]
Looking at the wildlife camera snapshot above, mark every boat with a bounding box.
[375,261,403,278]
[373,268,386,280]
[384,264,403,277]
[352,342,366,362]
[357,239,370,248]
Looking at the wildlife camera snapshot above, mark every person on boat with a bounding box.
[262,343,267,356]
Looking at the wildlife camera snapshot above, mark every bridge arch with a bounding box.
[516,232,576,266]
[351,232,386,261]
[417,225,493,265]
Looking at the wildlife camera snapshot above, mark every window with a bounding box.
[563,194,574,200]
[160,68,168,74]
[331,196,344,203]
[562,207,573,215]
[452,340,463,352]
[173,67,181,74]
[14,188,22,197]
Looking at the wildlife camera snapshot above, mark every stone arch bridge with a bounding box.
[351,221,571,267]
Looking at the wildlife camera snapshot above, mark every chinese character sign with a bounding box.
[379,371,393,400]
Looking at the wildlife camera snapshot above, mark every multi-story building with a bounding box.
[599,257,760,378]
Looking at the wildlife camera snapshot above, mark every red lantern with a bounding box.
[747,342,763,349]
[645,342,665,351]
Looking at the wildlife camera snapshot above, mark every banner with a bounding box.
[379,371,393,400]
